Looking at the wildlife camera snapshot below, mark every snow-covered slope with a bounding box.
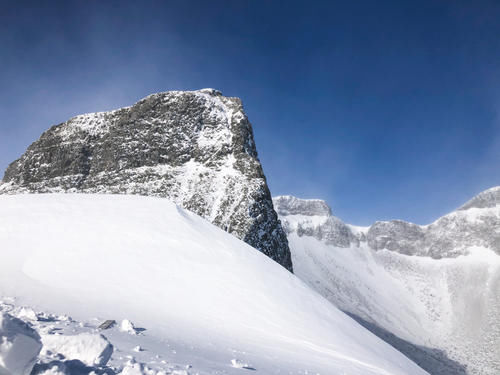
[0,194,427,375]
[0,89,292,271]
[274,194,500,375]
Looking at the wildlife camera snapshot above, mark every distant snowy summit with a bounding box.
[459,185,500,210]
[0,89,292,271]
[274,187,500,258]
[274,195,359,248]
[274,192,500,375]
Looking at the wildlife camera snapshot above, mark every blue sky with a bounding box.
[1,0,500,225]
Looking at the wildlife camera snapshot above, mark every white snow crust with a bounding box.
[0,194,427,375]
[41,332,113,366]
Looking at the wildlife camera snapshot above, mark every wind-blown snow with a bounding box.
[0,194,427,375]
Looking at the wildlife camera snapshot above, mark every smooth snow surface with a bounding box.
[0,194,427,375]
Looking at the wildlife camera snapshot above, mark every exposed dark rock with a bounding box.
[0,89,292,271]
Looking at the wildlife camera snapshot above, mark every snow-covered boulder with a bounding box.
[0,312,42,375]
[120,320,138,335]
[41,333,113,367]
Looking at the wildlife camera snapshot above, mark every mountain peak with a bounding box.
[198,88,223,96]
[275,187,500,258]
[273,195,332,217]
[458,186,500,210]
[0,90,292,271]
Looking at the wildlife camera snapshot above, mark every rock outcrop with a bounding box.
[0,89,292,271]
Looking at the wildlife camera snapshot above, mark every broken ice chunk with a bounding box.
[41,333,113,367]
[0,312,42,375]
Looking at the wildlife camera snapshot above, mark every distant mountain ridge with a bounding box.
[274,191,500,375]
[275,187,500,258]
[0,89,292,271]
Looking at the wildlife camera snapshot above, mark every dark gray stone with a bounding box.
[98,320,116,330]
[0,89,292,271]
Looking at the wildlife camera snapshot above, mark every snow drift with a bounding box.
[0,194,427,374]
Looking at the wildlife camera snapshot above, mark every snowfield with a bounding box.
[276,202,500,375]
[287,234,500,373]
[0,194,427,375]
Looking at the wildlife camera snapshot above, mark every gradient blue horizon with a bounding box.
[1,0,500,225]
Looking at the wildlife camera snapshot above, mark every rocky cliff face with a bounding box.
[0,89,292,271]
